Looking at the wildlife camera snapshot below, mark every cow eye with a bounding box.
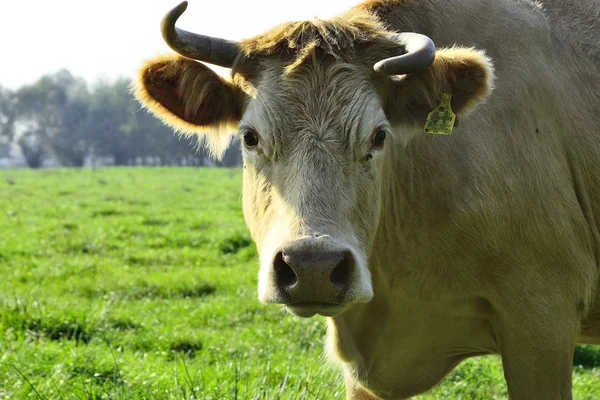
[371,129,386,150]
[243,129,259,148]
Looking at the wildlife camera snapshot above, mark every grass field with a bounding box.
[1,167,599,399]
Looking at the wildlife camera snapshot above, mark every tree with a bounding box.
[91,77,207,166]
[17,129,45,168]
[54,96,90,166]
[14,70,91,167]
[2,70,238,168]
[87,78,139,165]
[14,75,64,167]
[0,86,17,157]
[49,74,91,167]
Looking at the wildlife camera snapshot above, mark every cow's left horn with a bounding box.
[161,1,240,68]
[374,33,436,75]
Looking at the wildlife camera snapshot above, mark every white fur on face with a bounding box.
[240,61,389,310]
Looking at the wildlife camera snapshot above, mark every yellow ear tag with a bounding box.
[424,92,456,135]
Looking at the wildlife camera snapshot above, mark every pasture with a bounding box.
[0,167,599,399]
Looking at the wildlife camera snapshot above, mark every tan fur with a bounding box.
[386,47,494,130]
[538,0,600,62]
[581,294,600,343]
[134,54,244,158]
[136,0,600,398]
[358,0,419,13]
[237,9,392,74]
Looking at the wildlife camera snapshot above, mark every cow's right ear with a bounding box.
[134,55,246,157]
[384,47,494,136]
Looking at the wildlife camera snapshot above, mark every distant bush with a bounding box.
[574,345,600,368]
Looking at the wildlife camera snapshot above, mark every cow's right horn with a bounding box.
[374,33,436,75]
[161,1,240,68]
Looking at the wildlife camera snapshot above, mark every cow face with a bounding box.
[135,34,493,318]
[240,62,386,317]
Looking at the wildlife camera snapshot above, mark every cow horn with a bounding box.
[161,1,240,68]
[373,33,436,75]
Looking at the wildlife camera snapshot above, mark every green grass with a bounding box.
[0,167,599,399]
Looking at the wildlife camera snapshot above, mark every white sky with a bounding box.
[0,0,360,89]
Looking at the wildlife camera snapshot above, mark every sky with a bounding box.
[0,0,361,89]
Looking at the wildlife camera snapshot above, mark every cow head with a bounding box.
[135,2,494,317]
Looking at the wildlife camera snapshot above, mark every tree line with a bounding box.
[0,70,241,168]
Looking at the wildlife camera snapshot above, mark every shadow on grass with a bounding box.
[70,363,124,385]
[1,304,94,344]
[125,282,217,300]
[103,317,140,332]
[219,235,253,255]
[140,217,170,226]
[168,339,204,359]
[91,209,124,217]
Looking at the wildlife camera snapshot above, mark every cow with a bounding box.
[134,0,600,398]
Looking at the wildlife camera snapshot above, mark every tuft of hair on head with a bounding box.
[238,8,392,74]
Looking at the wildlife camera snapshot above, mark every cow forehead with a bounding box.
[242,62,387,148]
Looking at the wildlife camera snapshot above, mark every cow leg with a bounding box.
[497,312,577,400]
[345,376,379,400]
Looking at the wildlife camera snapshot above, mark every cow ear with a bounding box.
[386,47,494,133]
[134,55,246,157]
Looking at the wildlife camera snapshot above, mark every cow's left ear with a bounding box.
[385,47,494,130]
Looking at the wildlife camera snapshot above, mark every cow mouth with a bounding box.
[285,302,346,318]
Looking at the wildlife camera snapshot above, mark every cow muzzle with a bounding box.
[259,236,372,317]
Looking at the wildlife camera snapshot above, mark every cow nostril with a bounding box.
[274,251,297,288]
[330,252,352,288]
